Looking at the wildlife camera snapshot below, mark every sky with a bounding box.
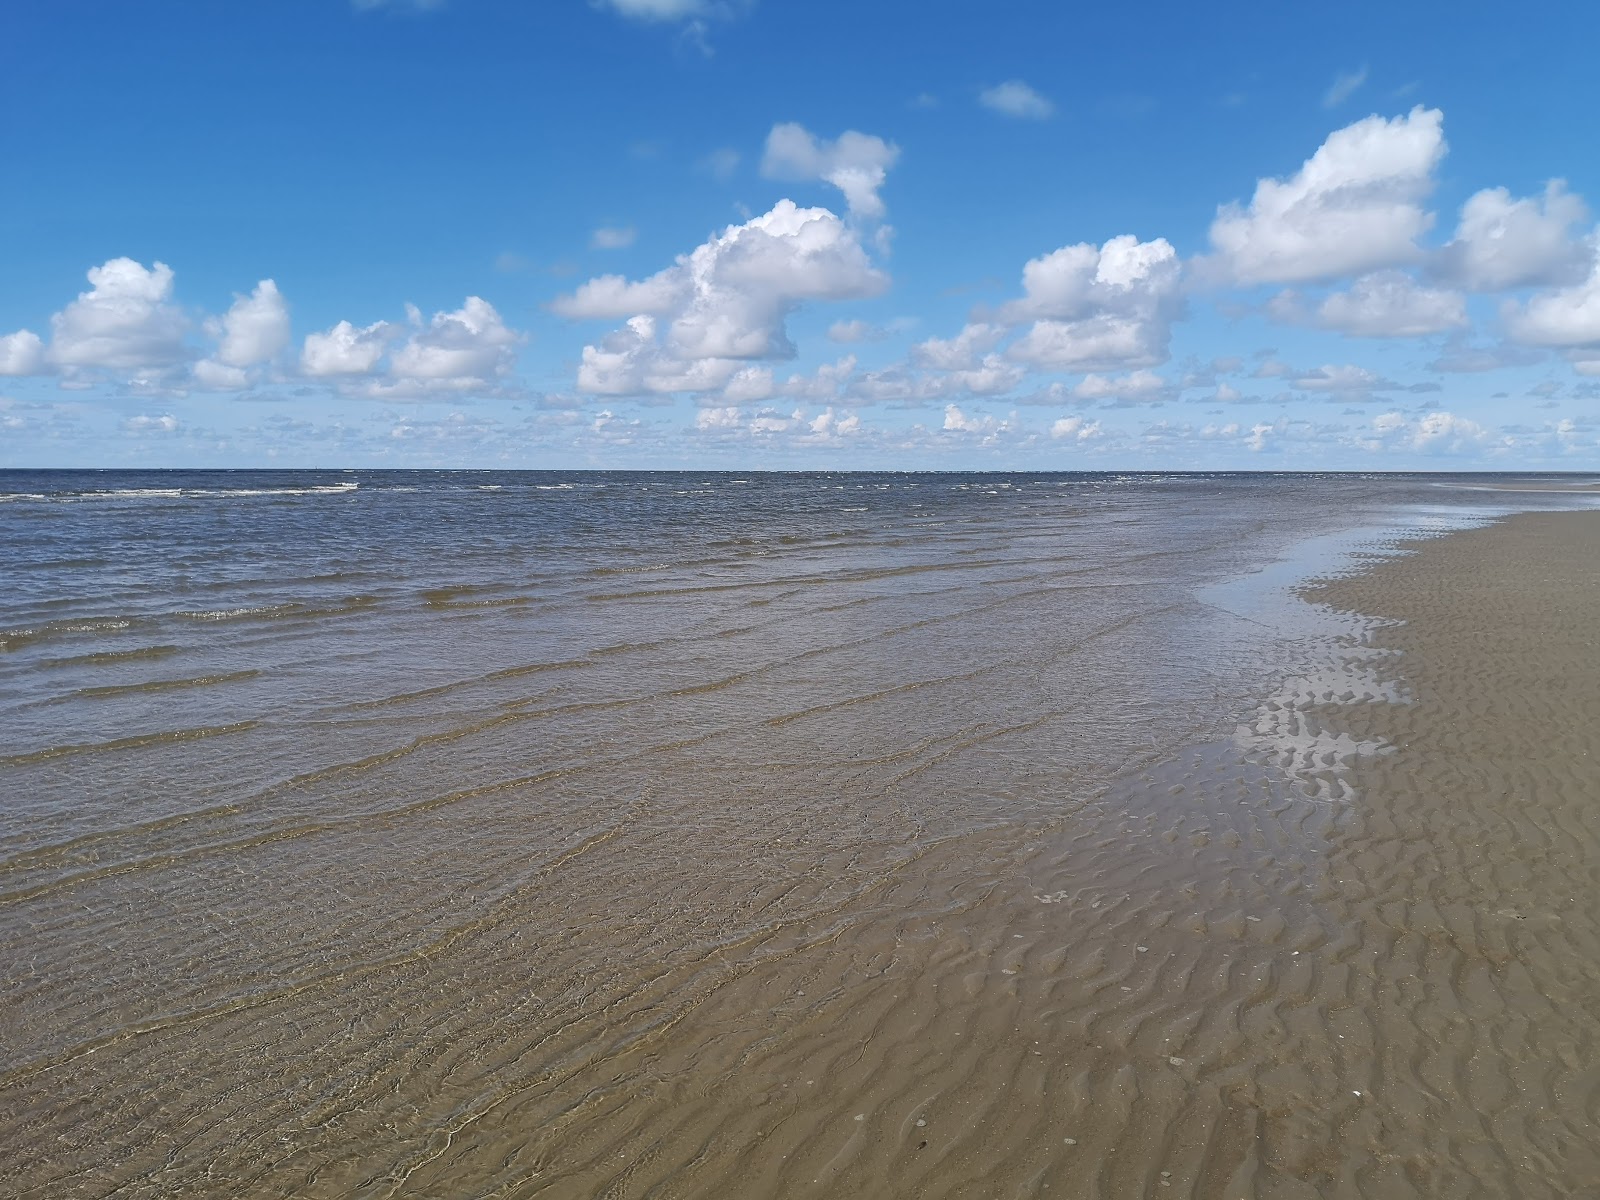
[4,0,1600,471]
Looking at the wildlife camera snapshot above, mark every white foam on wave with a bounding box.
[21,481,362,503]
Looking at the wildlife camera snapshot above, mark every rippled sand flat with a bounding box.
[2,476,1597,1198]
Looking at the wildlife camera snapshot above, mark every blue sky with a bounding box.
[4,0,1600,469]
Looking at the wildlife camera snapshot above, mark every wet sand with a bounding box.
[4,501,1600,1197]
[475,511,1600,1199]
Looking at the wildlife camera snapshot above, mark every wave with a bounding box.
[0,720,259,767]
[174,595,379,623]
[0,482,359,503]
[1,618,137,651]
[35,644,181,668]
[66,669,261,701]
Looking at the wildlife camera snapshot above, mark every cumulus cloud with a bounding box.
[809,406,860,437]
[191,279,291,389]
[845,356,1023,406]
[1308,271,1468,336]
[1050,415,1103,440]
[761,123,900,221]
[50,258,189,372]
[591,226,638,250]
[0,330,45,376]
[1245,421,1276,452]
[211,280,290,367]
[979,80,1054,120]
[695,355,859,408]
[1370,409,1493,453]
[556,200,888,396]
[549,270,685,321]
[1001,235,1183,371]
[302,319,395,377]
[1072,369,1170,403]
[942,403,1007,435]
[297,297,521,396]
[1505,253,1600,349]
[691,400,862,443]
[1293,364,1398,394]
[1206,107,1445,285]
[1437,181,1591,291]
[910,323,1004,370]
[386,298,521,388]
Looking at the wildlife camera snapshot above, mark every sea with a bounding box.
[0,469,1593,1197]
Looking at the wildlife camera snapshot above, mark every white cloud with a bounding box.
[1050,416,1103,441]
[0,330,45,376]
[949,356,1026,395]
[301,319,394,376]
[1294,364,1396,393]
[191,279,291,389]
[910,323,1004,370]
[122,413,180,434]
[597,0,712,19]
[298,300,520,398]
[1245,421,1276,452]
[591,226,638,250]
[385,297,521,388]
[695,405,743,430]
[1371,409,1492,452]
[50,258,189,371]
[1438,181,1591,291]
[1322,66,1368,108]
[1505,253,1600,348]
[942,403,1005,434]
[1001,236,1180,323]
[558,200,888,396]
[549,270,685,321]
[1206,107,1445,285]
[1002,235,1183,371]
[689,399,863,445]
[1009,317,1169,374]
[1073,369,1170,402]
[212,279,290,366]
[191,359,250,390]
[761,123,900,221]
[844,356,1023,406]
[1311,271,1468,336]
[594,0,749,53]
[808,406,860,437]
[721,365,774,403]
[979,80,1054,120]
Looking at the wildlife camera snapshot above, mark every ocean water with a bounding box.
[0,469,1591,1197]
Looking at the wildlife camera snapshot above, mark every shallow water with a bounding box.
[0,470,1594,1197]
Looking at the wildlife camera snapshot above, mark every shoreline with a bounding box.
[5,496,1599,1197]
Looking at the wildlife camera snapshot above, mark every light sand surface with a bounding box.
[5,510,1599,1198]
[459,511,1600,1199]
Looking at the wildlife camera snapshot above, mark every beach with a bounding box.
[2,473,1597,1197]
